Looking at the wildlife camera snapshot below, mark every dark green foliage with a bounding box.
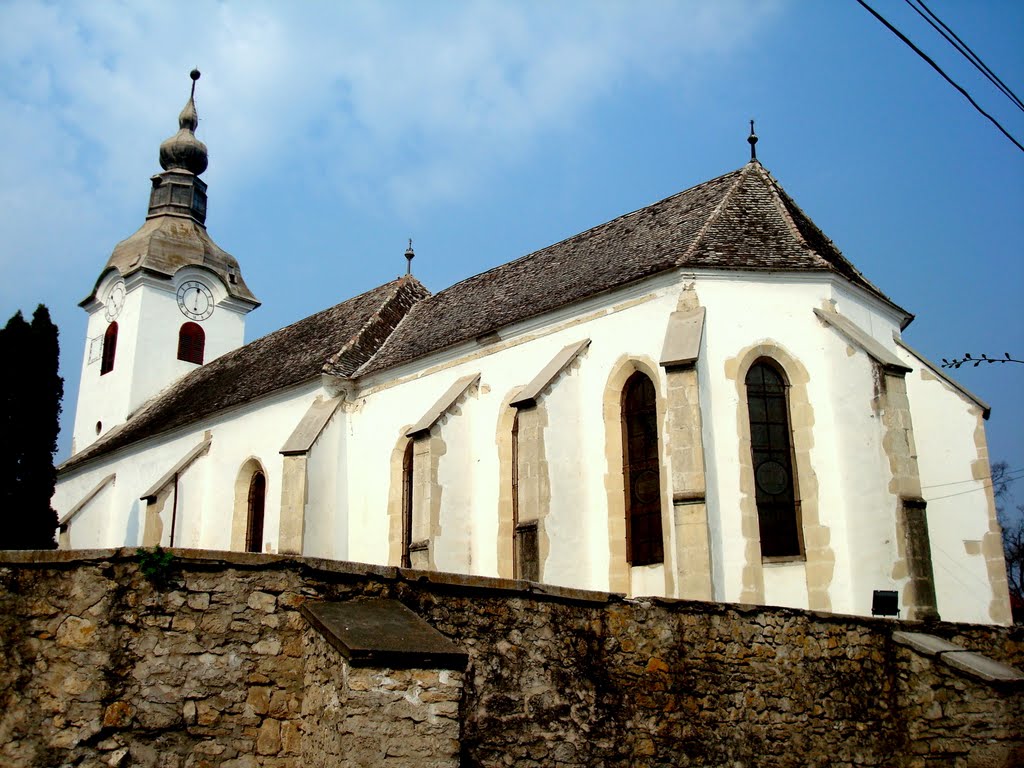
[136,546,176,588]
[0,305,63,549]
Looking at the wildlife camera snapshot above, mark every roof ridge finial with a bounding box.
[405,238,415,275]
[748,119,758,162]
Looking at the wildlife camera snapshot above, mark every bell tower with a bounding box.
[72,70,260,455]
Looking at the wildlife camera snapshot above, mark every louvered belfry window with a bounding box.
[177,322,205,364]
[745,361,802,558]
[100,322,118,375]
[622,371,664,566]
[245,471,266,554]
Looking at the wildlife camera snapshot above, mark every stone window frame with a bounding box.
[621,370,665,568]
[602,356,673,596]
[245,471,267,553]
[387,430,415,568]
[401,440,414,568]
[494,393,520,580]
[743,357,805,562]
[729,342,831,611]
[231,457,268,552]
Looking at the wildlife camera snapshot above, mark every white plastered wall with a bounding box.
[304,406,347,560]
[57,266,1007,624]
[73,267,248,455]
[60,480,118,550]
[695,273,906,611]
[538,357,588,589]
[55,382,325,555]
[899,350,1004,625]
[824,286,909,617]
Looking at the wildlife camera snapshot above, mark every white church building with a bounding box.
[54,72,1012,626]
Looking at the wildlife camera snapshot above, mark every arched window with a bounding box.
[100,322,118,375]
[512,412,521,573]
[177,322,205,364]
[510,411,540,581]
[622,371,663,566]
[401,441,414,568]
[245,471,266,553]
[745,361,802,558]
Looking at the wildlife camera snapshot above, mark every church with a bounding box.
[52,72,1012,626]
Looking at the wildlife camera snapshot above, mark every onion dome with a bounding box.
[159,69,209,176]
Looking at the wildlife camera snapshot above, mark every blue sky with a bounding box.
[1,1,1021,500]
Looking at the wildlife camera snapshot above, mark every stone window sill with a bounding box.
[761,555,806,566]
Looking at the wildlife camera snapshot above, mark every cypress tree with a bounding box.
[0,305,63,549]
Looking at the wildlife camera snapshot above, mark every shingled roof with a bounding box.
[92,215,259,305]
[61,160,906,473]
[356,161,907,377]
[61,276,428,472]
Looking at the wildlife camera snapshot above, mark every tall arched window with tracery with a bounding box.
[745,360,802,558]
[177,322,205,364]
[245,471,266,553]
[621,371,663,566]
[100,322,118,375]
[401,441,414,568]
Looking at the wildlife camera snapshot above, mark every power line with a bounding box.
[921,467,1024,490]
[905,0,1024,114]
[855,0,1024,154]
[927,474,1021,502]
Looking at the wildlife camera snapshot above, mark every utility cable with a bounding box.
[905,0,1024,113]
[921,467,1024,490]
[855,0,1024,154]
[927,474,1020,502]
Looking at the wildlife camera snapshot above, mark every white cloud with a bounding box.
[0,0,782,282]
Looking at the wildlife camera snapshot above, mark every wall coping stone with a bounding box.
[941,651,1024,684]
[302,598,468,669]
[894,630,1024,686]
[893,631,964,656]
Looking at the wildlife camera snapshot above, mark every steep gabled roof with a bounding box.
[61,276,428,473]
[358,162,906,377]
[62,161,907,473]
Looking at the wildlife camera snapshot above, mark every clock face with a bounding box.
[104,281,126,321]
[177,280,214,321]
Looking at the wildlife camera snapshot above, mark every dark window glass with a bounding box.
[100,322,118,375]
[516,521,540,582]
[401,442,414,568]
[745,361,801,558]
[177,322,205,364]
[622,372,663,566]
[245,471,266,554]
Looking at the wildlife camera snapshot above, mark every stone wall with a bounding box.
[303,632,462,768]
[0,549,1021,768]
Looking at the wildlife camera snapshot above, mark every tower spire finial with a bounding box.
[748,119,758,162]
[159,69,208,176]
[405,239,415,275]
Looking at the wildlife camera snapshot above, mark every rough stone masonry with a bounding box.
[0,548,1021,767]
